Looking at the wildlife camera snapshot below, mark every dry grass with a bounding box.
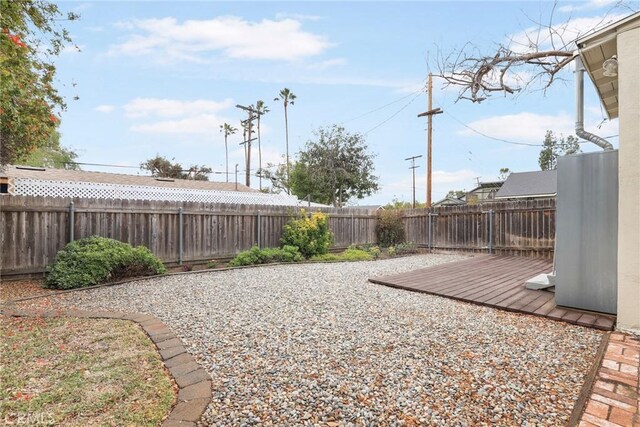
[0,316,176,426]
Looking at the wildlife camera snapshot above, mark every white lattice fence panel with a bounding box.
[14,179,303,206]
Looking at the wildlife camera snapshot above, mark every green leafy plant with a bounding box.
[281,210,333,258]
[387,246,397,257]
[348,243,381,259]
[395,242,419,255]
[229,245,303,267]
[45,236,166,289]
[375,209,406,247]
[206,260,218,269]
[311,248,373,262]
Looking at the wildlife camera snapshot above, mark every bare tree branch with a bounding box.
[435,1,637,103]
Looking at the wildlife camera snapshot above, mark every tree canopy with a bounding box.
[16,127,79,169]
[539,130,580,170]
[0,0,78,165]
[140,155,212,181]
[289,125,379,207]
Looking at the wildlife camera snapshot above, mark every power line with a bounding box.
[444,111,543,147]
[364,91,423,135]
[342,88,424,124]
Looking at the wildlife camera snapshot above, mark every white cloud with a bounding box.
[109,16,332,62]
[508,13,628,52]
[306,58,347,70]
[131,114,225,134]
[124,97,235,135]
[123,98,233,118]
[458,110,619,145]
[274,12,322,21]
[558,0,619,13]
[459,112,574,143]
[94,104,116,113]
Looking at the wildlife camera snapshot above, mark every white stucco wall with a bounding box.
[616,26,640,333]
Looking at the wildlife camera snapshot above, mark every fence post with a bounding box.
[489,209,494,254]
[68,202,75,243]
[427,212,438,252]
[351,213,355,245]
[178,207,183,265]
[256,210,261,248]
[428,211,431,252]
[482,209,494,254]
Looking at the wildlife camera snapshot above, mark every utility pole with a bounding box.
[235,163,239,191]
[236,104,263,188]
[417,73,443,208]
[405,155,422,208]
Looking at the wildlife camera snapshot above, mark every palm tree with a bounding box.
[254,100,269,191]
[219,123,237,182]
[274,88,296,193]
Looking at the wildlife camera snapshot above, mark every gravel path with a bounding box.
[32,254,603,426]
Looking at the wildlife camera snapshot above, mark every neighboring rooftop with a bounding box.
[495,170,557,199]
[5,165,256,193]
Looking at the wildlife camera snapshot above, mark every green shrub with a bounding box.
[206,260,218,269]
[395,241,419,255]
[375,209,406,247]
[311,248,373,262]
[281,210,333,258]
[229,245,303,267]
[387,246,397,257]
[349,243,381,259]
[45,236,166,290]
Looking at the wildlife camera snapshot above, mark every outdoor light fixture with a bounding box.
[602,55,618,77]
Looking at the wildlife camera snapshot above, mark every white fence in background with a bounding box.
[13,178,309,207]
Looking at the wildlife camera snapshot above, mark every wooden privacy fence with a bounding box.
[0,196,377,277]
[403,199,556,257]
[0,196,555,277]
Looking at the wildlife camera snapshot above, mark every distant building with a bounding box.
[462,181,503,205]
[1,165,319,207]
[495,170,557,200]
[431,196,465,207]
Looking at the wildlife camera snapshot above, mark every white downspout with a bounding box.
[575,57,614,150]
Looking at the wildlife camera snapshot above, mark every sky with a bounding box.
[50,0,635,205]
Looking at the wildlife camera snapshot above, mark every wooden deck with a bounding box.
[369,255,615,331]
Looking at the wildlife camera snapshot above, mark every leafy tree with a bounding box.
[140,155,212,181]
[274,88,296,192]
[291,125,379,207]
[259,159,292,194]
[0,1,79,165]
[383,198,426,209]
[16,128,79,169]
[539,130,580,170]
[446,190,466,199]
[498,167,511,181]
[219,123,237,182]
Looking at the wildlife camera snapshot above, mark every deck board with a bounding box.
[369,255,615,331]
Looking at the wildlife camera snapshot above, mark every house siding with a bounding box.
[617,26,640,333]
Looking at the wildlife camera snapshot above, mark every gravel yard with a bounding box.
[31,254,603,426]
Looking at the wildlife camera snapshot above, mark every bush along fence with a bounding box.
[0,196,555,277]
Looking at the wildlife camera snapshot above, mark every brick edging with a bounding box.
[0,307,211,427]
[568,332,611,426]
